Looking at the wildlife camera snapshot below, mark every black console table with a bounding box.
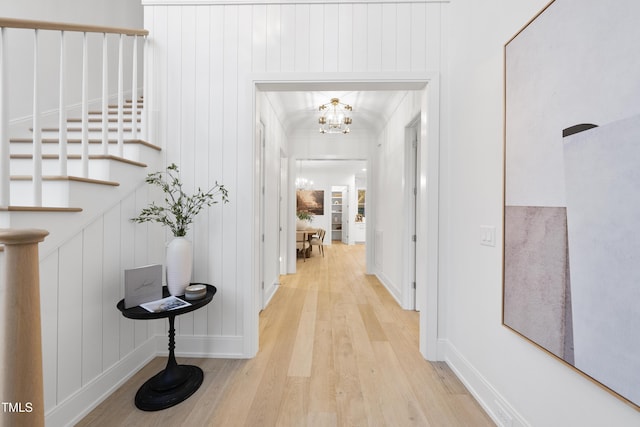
[116,284,217,411]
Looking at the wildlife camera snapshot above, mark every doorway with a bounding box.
[252,75,440,361]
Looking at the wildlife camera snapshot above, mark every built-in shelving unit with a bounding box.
[331,191,343,241]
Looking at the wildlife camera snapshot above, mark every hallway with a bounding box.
[78,244,494,426]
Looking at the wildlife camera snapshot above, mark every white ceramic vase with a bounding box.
[166,237,193,296]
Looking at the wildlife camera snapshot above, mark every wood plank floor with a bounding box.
[77,243,494,427]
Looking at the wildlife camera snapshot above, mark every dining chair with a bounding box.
[309,228,326,257]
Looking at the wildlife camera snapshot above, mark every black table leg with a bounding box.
[135,315,204,411]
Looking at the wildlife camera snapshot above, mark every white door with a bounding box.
[405,121,419,310]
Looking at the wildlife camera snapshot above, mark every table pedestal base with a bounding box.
[135,365,203,411]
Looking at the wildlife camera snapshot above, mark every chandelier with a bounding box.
[318,98,352,134]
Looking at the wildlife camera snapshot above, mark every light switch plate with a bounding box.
[480,225,496,247]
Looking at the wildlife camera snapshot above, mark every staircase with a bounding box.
[0,18,167,425]
[1,98,161,256]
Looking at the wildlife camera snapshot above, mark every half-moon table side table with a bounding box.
[116,284,217,411]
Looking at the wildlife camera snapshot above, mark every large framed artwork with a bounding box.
[503,0,640,408]
[296,190,324,216]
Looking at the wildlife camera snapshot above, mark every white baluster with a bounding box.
[117,34,124,157]
[101,33,109,155]
[81,32,89,178]
[0,27,9,207]
[58,31,67,176]
[131,35,138,141]
[32,29,42,206]
[142,35,148,141]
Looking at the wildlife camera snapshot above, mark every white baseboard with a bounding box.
[157,334,247,359]
[46,337,157,427]
[374,271,402,306]
[441,339,530,427]
[263,280,280,308]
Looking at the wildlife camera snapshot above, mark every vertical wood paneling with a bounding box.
[207,5,225,336]
[381,3,397,71]
[57,234,83,402]
[166,7,183,165]
[396,3,412,71]
[252,5,266,73]
[222,5,239,335]
[82,219,105,385]
[40,253,59,412]
[308,4,324,72]
[143,0,444,348]
[266,5,281,72]
[352,4,368,71]
[425,3,441,71]
[178,6,198,336]
[102,204,122,370]
[280,5,296,72]
[411,3,427,70]
[367,4,383,71]
[323,4,339,72]
[119,193,136,358]
[181,6,197,184]
[338,3,353,72]
[192,7,213,337]
[133,187,152,344]
[294,5,310,71]
[236,4,254,337]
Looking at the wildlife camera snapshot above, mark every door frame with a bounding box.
[249,72,440,361]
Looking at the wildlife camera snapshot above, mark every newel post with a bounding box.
[0,228,49,426]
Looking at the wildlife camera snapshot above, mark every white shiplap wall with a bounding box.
[40,184,167,425]
[142,0,444,355]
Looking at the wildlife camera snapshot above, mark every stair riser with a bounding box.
[10,158,144,181]
[9,180,114,207]
[10,143,154,161]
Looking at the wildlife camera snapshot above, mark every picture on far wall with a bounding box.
[503,0,640,409]
[296,190,324,216]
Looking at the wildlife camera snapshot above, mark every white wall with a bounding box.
[443,0,640,425]
[143,0,444,360]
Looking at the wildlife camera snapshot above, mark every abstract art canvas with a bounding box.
[503,0,640,408]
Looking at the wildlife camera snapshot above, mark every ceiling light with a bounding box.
[318,98,352,134]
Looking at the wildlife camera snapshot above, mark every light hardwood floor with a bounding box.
[77,243,494,426]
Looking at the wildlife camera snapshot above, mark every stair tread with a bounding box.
[67,118,141,123]
[39,127,140,132]
[9,154,148,168]
[0,206,83,213]
[10,175,120,186]
[9,137,161,151]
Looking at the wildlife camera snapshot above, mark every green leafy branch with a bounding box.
[131,163,229,237]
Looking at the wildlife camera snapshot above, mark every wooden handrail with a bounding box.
[0,17,148,36]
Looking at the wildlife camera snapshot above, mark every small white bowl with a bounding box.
[184,284,207,300]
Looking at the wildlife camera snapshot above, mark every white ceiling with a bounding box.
[264,90,409,135]
[260,82,426,182]
[259,80,427,135]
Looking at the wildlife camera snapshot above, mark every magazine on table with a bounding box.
[140,295,191,313]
